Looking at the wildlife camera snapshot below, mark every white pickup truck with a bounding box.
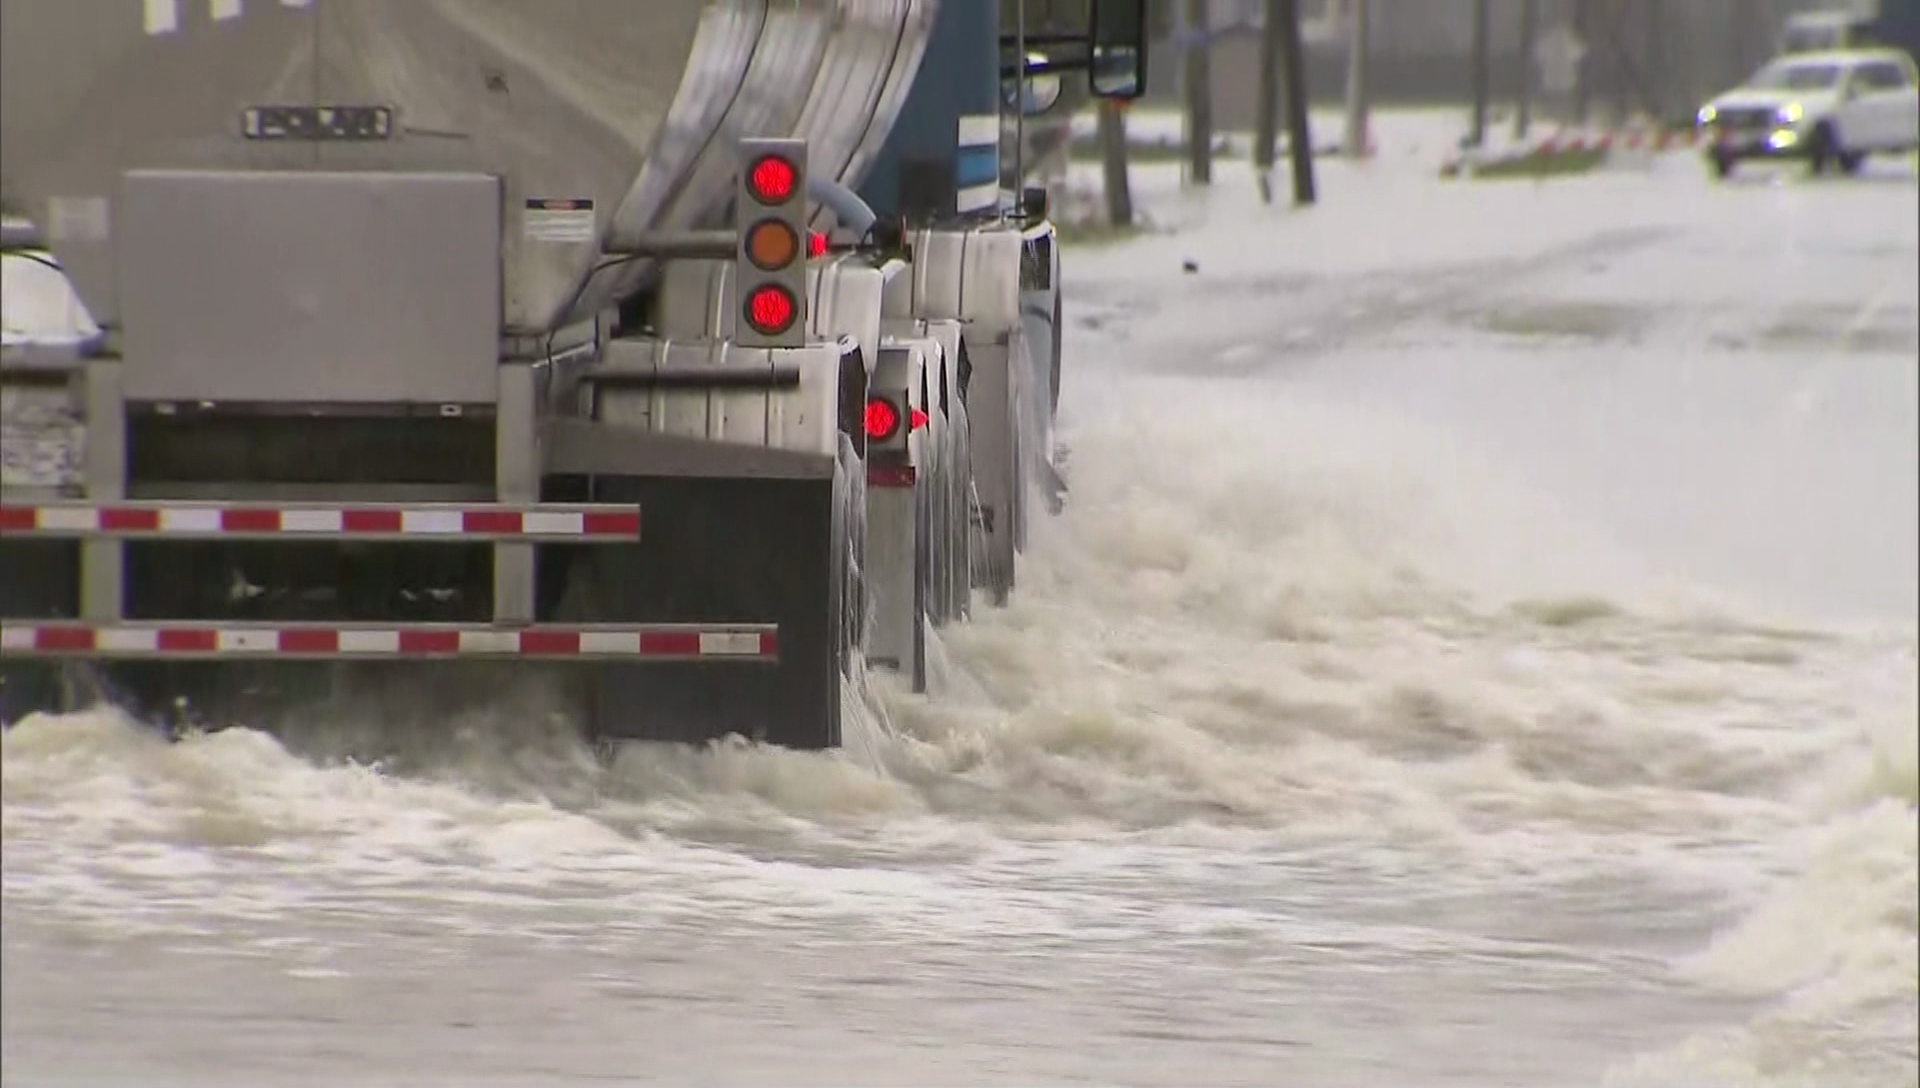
[1696,48,1920,177]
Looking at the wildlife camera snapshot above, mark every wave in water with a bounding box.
[4,373,1914,1087]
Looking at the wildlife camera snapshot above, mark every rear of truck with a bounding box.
[0,0,924,748]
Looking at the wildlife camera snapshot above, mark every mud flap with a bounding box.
[967,334,1029,608]
[0,539,79,724]
[861,460,927,693]
[552,463,851,750]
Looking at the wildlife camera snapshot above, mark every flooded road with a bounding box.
[5,150,1916,1087]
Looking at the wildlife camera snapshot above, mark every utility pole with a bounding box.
[1469,0,1491,147]
[1643,0,1663,123]
[1183,0,1214,186]
[1729,0,1757,90]
[1514,0,1537,140]
[1255,0,1281,202]
[1572,0,1591,126]
[1097,99,1135,228]
[1342,0,1372,159]
[1277,0,1316,205]
[1171,0,1188,128]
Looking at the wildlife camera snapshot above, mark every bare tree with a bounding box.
[1254,0,1281,203]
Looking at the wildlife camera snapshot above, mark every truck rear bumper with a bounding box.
[0,467,853,749]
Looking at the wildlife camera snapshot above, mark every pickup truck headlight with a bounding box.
[1697,105,1717,125]
[1776,102,1804,124]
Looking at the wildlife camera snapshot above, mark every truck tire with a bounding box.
[1011,387,1031,556]
[1709,149,1736,179]
[833,438,863,675]
[981,416,1023,608]
[980,358,1025,608]
[1048,290,1064,419]
[909,479,932,693]
[934,407,960,626]
[948,398,974,623]
[923,414,950,627]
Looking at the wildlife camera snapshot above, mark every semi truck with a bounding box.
[0,0,1147,750]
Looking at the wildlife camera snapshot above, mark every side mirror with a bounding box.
[1088,0,1148,99]
[1003,57,1065,115]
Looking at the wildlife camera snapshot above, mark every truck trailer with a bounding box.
[1780,1,1920,61]
[0,0,1147,749]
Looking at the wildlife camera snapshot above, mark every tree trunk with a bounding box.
[1469,0,1491,147]
[1278,0,1316,205]
[1254,0,1282,203]
[1515,0,1537,140]
[1183,0,1213,185]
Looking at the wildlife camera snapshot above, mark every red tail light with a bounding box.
[747,155,798,204]
[744,285,797,336]
[864,396,901,441]
[910,407,930,431]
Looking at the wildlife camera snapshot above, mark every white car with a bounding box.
[1696,48,1920,177]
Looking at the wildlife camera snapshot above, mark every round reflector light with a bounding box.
[744,285,797,336]
[748,155,798,204]
[864,396,901,441]
[745,218,800,270]
[807,230,829,258]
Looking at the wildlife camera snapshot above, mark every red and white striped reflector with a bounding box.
[0,502,641,540]
[0,623,776,660]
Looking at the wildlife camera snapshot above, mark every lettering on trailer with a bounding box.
[523,199,598,245]
[144,0,309,35]
[241,105,395,142]
[0,624,779,660]
[46,197,109,245]
[1534,24,1587,97]
[0,501,642,540]
[957,114,1000,214]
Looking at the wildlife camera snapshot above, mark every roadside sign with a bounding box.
[1535,24,1587,95]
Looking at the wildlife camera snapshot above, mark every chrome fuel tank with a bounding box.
[0,0,936,337]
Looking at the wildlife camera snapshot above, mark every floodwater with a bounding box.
[4,145,1917,1087]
